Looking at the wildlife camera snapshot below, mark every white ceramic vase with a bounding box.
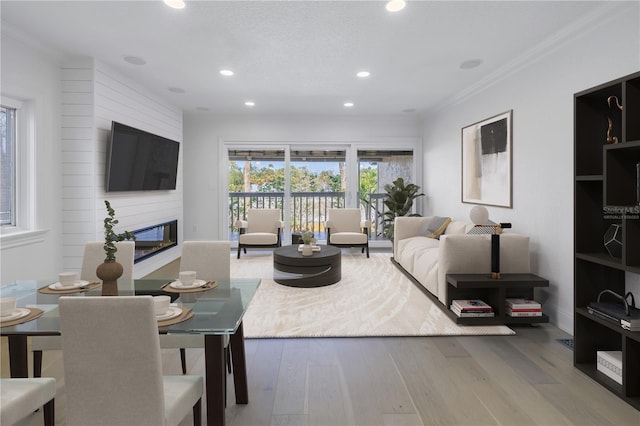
[301,244,313,256]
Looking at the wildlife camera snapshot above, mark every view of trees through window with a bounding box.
[228,161,379,195]
[227,148,413,241]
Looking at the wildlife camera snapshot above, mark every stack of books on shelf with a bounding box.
[621,313,640,332]
[450,299,494,317]
[505,298,542,317]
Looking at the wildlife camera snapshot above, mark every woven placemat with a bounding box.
[38,281,102,295]
[157,307,194,327]
[0,308,44,328]
[161,280,218,294]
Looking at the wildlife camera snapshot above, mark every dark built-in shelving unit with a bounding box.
[574,71,640,410]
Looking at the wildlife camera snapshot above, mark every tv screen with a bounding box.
[105,122,179,191]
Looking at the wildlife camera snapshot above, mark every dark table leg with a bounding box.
[8,335,28,378]
[204,334,225,426]
[229,322,249,404]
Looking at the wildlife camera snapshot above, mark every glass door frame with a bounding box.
[220,138,422,247]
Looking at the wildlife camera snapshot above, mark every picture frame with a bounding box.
[461,110,513,208]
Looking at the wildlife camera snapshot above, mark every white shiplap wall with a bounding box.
[62,58,183,278]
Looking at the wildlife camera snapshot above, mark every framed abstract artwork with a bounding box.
[461,110,513,208]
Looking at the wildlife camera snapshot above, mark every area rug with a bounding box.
[231,252,515,338]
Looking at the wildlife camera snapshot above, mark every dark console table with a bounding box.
[273,245,341,287]
[445,273,549,325]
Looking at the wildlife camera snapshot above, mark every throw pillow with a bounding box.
[467,225,496,234]
[425,216,451,239]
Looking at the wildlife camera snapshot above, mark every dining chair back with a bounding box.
[32,240,136,378]
[0,378,56,426]
[174,240,231,375]
[59,296,202,426]
[180,240,230,281]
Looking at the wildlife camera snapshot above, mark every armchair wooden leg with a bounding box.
[237,245,241,259]
[366,245,369,258]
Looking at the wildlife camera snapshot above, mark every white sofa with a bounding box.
[393,216,531,305]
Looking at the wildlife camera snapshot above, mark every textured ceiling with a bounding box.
[1,1,611,116]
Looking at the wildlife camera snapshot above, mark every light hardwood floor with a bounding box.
[2,252,639,424]
[3,325,639,425]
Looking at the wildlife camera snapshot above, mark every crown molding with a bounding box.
[430,1,636,115]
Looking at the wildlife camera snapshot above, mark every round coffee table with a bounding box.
[273,245,341,288]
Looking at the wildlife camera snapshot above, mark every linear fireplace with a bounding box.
[132,220,178,263]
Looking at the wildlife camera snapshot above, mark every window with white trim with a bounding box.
[1,104,17,226]
[0,95,38,243]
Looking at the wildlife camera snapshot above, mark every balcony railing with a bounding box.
[228,191,389,241]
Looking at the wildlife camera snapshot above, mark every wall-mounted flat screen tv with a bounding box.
[105,122,180,191]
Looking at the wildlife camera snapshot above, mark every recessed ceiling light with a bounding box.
[344,102,354,108]
[168,87,185,93]
[220,69,234,77]
[245,101,255,107]
[356,71,370,78]
[460,59,483,70]
[164,0,185,10]
[386,0,406,12]
[123,55,146,66]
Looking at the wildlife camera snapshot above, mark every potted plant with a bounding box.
[300,229,316,256]
[97,200,135,295]
[382,177,425,241]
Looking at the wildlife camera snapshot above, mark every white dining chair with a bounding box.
[58,296,203,426]
[172,240,232,375]
[326,208,371,257]
[32,241,135,377]
[0,378,56,426]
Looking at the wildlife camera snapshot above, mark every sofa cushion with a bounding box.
[396,236,440,273]
[425,216,451,239]
[411,247,440,295]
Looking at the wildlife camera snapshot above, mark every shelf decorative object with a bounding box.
[605,95,623,144]
[98,200,135,296]
[604,224,623,258]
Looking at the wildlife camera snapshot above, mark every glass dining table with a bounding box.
[0,277,261,426]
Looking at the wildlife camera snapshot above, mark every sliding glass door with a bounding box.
[358,149,414,240]
[224,142,420,246]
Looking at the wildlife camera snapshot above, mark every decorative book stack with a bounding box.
[450,299,494,317]
[506,298,542,317]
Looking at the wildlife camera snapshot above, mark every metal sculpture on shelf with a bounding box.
[606,95,623,144]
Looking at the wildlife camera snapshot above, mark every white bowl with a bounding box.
[0,297,17,317]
